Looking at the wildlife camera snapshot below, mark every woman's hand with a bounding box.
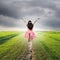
[37,18,40,20]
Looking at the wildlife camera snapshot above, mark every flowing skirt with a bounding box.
[25,30,35,40]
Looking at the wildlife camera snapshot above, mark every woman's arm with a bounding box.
[33,18,40,24]
[23,20,27,24]
[22,18,27,25]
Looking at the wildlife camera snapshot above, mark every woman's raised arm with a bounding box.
[33,18,40,24]
[21,18,27,25]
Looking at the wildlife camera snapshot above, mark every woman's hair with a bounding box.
[27,20,33,30]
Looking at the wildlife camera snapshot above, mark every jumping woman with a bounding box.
[23,18,40,60]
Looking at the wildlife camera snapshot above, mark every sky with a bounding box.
[0,0,60,31]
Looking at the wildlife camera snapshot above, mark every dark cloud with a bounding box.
[0,0,60,30]
[43,20,60,29]
[0,0,21,18]
[0,15,18,27]
[0,15,26,28]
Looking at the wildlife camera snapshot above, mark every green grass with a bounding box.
[0,31,60,60]
[0,31,28,60]
[33,31,60,60]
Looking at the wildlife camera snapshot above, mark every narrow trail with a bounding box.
[32,50,35,60]
[15,33,35,60]
[27,40,33,60]
[27,45,35,60]
[15,40,35,60]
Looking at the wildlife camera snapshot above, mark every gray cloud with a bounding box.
[42,19,60,30]
[0,0,21,18]
[0,0,60,30]
[0,15,18,27]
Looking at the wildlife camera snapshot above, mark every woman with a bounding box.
[23,18,40,40]
[23,18,40,60]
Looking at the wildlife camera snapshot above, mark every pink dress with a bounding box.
[25,29,35,40]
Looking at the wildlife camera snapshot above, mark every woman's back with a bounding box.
[27,20,33,30]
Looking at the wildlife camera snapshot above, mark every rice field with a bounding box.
[0,31,60,60]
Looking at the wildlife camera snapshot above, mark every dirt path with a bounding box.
[15,40,35,60]
[27,40,33,60]
[32,50,35,60]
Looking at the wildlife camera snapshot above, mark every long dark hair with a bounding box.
[27,20,33,30]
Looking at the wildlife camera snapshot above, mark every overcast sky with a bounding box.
[0,0,60,31]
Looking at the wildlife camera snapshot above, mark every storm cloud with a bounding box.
[0,0,60,30]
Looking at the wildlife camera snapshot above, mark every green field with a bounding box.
[0,31,60,60]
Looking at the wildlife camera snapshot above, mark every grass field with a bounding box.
[0,31,60,60]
